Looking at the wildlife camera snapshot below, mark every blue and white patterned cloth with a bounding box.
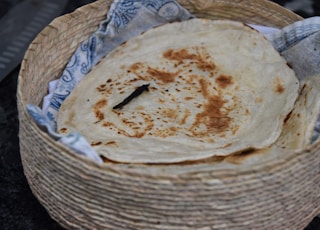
[27,0,320,163]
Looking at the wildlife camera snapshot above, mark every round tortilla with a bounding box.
[272,75,320,150]
[224,75,320,165]
[57,19,299,163]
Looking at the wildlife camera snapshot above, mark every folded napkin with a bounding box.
[27,0,320,163]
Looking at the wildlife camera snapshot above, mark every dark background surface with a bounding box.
[0,0,320,229]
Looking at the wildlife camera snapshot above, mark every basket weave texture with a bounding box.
[17,0,319,229]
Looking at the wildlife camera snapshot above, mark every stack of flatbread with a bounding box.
[56,19,320,164]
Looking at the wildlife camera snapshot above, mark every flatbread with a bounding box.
[225,75,320,165]
[272,75,320,150]
[57,19,299,163]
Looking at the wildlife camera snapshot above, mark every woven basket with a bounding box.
[17,0,320,229]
